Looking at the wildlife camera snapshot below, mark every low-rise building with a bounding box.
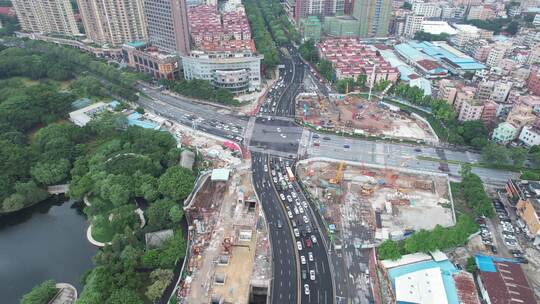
[474,255,536,304]
[437,79,458,105]
[506,179,540,242]
[69,102,111,126]
[519,125,540,147]
[123,42,180,80]
[181,50,263,94]
[481,101,498,124]
[457,99,484,122]
[527,65,540,96]
[491,122,518,143]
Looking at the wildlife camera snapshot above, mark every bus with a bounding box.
[286,167,295,181]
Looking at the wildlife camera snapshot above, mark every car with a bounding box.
[504,239,517,247]
[298,206,304,213]
[490,245,498,254]
[302,270,307,280]
[510,249,522,255]
[311,235,317,244]
[288,211,293,219]
[297,241,303,251]
[280,193,286,201]
[308,251,314,261]
[287,195,293,203]
[292,192,298,199]
[277,128,282,132]
[304,284,310,295]
[305,239,312,248]
[310,270,315,280]
[288,183,294,189]
[516,257,529,264]
[323,136,331,141]
[313,134,320,139]
[306,225,312,233]
[293,207,299,215]
[302,201,308,209]
[294,228,300,237]
[300,255,306,264]
[281,134,287,138]
[343,144,350,149]
[271,170,276,176]
[273,177,278,184]
[292,221,297,228]
[512,252,524,258]
[505,234,517,240]
[414,148,422,152]
[277,220,283,229]
[303,215,309,223]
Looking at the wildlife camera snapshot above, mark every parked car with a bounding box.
[300,255,306,264]
[304,284,310,295]
[308,252,314,261]
[490,245,498,254]
[302,270,307,280]
[516,257,529,264]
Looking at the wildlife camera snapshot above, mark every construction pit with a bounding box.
[297,160,455,246]
[179,167,270,304]
[296,93,437,142]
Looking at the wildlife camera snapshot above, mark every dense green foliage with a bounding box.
[413,31,451,41]
[465,18,519,35]
[159,79,239,106]
[251,0,300,45]
[391,83,488,147]
[481,143,527,167]
[299,39,319,63]
[21,280,57,304]
[243,0,280,69]
[378,214,478,260]
[460,167,494,217]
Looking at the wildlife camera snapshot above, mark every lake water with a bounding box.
[0,196,97,303]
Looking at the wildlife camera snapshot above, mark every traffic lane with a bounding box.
[251,153,298,304]
[270,158,333,304]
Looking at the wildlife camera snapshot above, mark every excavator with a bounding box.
[329,161,345,184]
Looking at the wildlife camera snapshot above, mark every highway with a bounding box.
[252,152,298,304]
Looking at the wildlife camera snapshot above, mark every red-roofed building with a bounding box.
[317,38,399,83]
[453,272,481,304]
[477,261,536,304]
[0,7,15,17]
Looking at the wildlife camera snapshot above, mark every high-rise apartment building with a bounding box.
[352,0,392,37]
[144,0,191,55]
[412,1,442,18]
[77,0,147,46]
[294,0,336,23]
[404,15,424,38]
[12,0,79,35]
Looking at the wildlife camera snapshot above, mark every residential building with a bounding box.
[437,79,458,105]
[12,0,79,35]
[181,50,263,94]
[474,255,536,304]
[506,103,537,130]
[353,0,392,37]
[404,15,424,38]
[457,99,484,122]
[144,0,191,55]
[533,13,540,26]
[506,179,540,242]
[476,80,494,101]
[490,81,512,103]
[453,86,475,112]
[486,44,508,67]
[528,46,540,65]
[300,16,322,41]
[123,41,179,80]
[293,0,336,23]
[77,0,147,46]
[519,125,540,147]
[412,1,442,18]
[492,122,518,143]
[481,100,497,124]
[527,66,540,96]
[452,24,493,48]
[467,5,495,20]
[317,38,399,83]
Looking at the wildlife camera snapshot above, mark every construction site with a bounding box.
[295,92,437,142]
[297,159,455,247]
[177,167,270,304]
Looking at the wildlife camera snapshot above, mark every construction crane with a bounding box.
[330,161,345,184]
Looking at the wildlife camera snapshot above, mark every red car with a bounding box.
[305,239,312,248]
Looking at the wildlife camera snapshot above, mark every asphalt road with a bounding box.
[252,152,298,304]
[306,132,518,185]
[269,156,334,304]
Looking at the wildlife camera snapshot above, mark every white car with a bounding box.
[287,195,293,203]
[277,127,282,132]
[264,165,268,172]
[308,252,313,261]
[280,193,286,201]
[304,284,310,295]
[293,207,299,215]
[294,228,300,237]
[311,235,317,244]
[273,177,278,184]
[271,170,276,176]
[288,211,293,219]
[300,255,306,264]
[310,270,315,280]
[291,192,297,199]
[297,241,303,251]
[298,206,304,214]
[303,215,309,224]
[281,134,287,139]
[302,201,308,209]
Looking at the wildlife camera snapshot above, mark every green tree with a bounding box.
[30,159,71,185]
[146,199,178,231]
[466,256,477,273]
[509,147,528,166]
[106,288,144,304]
[169,205,184,224]
[481,143,509,164]
[21,280,57,304]
[316,59,334,82]
[378,240,402,260]
[158,166,195,201]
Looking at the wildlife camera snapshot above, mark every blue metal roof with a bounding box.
[405,41,485,70]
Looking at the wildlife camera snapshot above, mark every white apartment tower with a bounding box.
[77,0,148,46]
[404,15,424,38]
[12,0,79,35]
[412,1,442,18]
